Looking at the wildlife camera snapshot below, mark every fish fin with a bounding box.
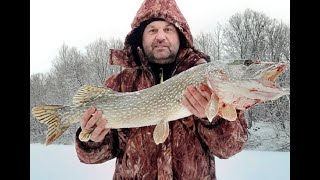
[205,92,219,122]
[153,120,169,145]
[72,85,117,106]
[217,102,237,121]
[78,130,92,142]
[31,105,70,145]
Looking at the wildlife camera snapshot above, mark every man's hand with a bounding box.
[182,83,212,119]
[80,107,110,143]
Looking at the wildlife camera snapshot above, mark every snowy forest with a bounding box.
[30,9,290,151]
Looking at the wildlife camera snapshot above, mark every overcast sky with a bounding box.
[30,0,290,75]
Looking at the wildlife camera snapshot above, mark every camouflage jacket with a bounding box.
[75,52,248,179]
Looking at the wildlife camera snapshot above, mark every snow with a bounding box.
[246,121,290,151]
[30,144,289,180]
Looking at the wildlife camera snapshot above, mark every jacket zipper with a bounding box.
[159,68,164,83]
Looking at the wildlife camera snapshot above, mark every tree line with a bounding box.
[30,9,290,150]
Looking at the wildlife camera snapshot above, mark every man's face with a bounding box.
[142,20,180,64]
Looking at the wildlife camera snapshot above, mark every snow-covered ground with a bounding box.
[30,144,289,180]
[246,121,290,151]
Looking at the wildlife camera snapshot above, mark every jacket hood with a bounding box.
[109,0,196,68]
[127,0,193,48]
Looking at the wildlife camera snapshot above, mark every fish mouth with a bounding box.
[244,61,289,82]
[261,62,288,81]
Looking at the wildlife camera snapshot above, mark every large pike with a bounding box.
[31,59,289,145]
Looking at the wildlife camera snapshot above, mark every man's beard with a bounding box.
[145,52,177,64]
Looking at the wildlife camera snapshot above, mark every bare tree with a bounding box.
[85,38,110,85]
[213,23,223,60]
[194,32,216,59]
[223,9,271,59]
[194,24,223,61]
[51,44,88,104]
[222,8,290,62]
[85,38,123,85]
[223,12,250,59]
[30,73,47,106]
[265,20,290,61]
[30,73,50,143]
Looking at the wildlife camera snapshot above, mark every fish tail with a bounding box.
[31,105,70,145]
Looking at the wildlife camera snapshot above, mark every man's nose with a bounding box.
[155,30,166,42]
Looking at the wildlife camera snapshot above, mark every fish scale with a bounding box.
[31,59,289,145]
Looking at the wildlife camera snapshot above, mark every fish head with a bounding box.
[205,60,289,111]
[240,60,289,81]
